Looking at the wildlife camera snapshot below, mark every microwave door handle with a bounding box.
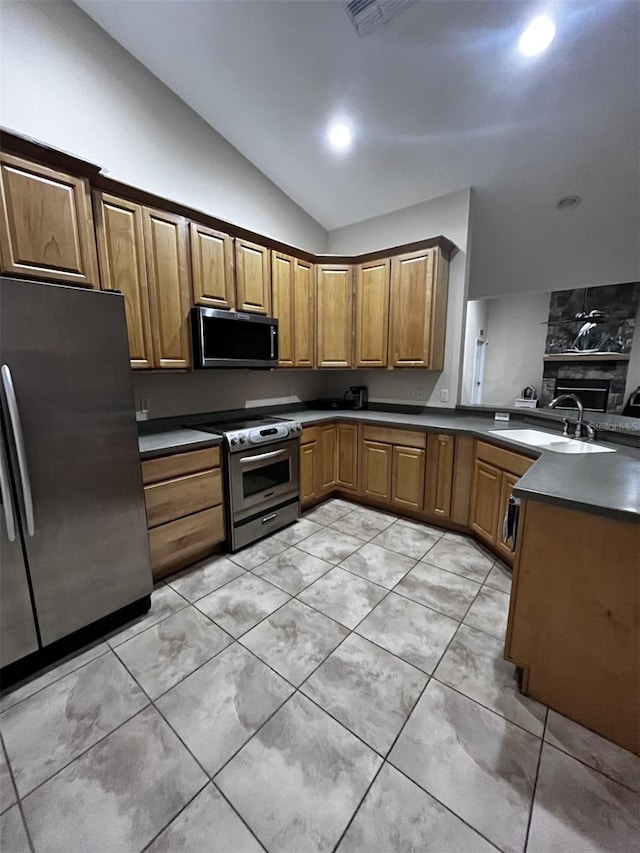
[0,425,17,542]
[1,365,35,536]
[270,327,276,359]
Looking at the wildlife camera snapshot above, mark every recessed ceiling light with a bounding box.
[519,15,556,56]
[328,122,352,151]
[556,195,582,211]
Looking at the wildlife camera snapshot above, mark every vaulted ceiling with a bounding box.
[75,0,639,297]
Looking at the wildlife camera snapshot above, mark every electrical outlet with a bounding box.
[440,389,449,403]
[415,389,425,402]
[408,389,416,401]
[139,398,149,414]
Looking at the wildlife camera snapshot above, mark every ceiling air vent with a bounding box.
[345,0,416,37]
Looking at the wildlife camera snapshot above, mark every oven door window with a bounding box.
[243,459,291,498]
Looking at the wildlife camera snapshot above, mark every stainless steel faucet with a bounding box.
[549,394,594,440]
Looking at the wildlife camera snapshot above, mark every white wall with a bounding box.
[460,299,489,405]
[133,370,330,421]
[479,292,551,407]
[0,0,327,252]
[327,189,472,408]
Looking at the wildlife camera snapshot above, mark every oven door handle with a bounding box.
[239,448,288,466]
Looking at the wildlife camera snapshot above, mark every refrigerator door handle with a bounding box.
[1,364,35,536]
[0,429,17,542]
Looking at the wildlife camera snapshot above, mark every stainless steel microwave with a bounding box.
[191,307,279,369]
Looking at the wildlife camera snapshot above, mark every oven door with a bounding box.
[229,439,299,520]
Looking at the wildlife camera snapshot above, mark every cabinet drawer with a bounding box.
[144,469,222,528]
[141,446,220,484]
[475,440,534,477]
[300,425,320,445]
[362,425,426,449]
[148,505,225,579]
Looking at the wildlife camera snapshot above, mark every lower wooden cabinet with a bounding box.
[317,423,337,495]
[469,441,534,560]
[425,433,455,518]
[336,423,358,490]
[300,438,318,506]
[391,446,425,511]
[362,440,392,502]
[141,446,224,579]
[470,459,502,544]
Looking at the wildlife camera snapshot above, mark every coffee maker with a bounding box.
[344,385,369,410]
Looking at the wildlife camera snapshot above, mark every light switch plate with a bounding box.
[494,412,511,422]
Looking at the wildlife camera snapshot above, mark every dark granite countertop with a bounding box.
[138,429,222,460]
[138,408,640,524]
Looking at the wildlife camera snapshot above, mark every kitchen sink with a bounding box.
[488,428,616,453]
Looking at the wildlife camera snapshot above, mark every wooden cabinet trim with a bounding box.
[425,433,454,517]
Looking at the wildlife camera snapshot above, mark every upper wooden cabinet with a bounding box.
[271,251,295,367]
[189,222,234,310]
[271,252,315,368]
[355,258,390,367]
[293,258,314,367]
[95,192,191,369]
[94,193,154,369]
[235,239,270,314]
[316,263,353,368]
[389,247,449,369]
[0,153,98,287]
[143,208,191,369]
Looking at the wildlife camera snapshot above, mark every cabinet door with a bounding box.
[316,264,353,368]
[0,153,98,287]
[469,459,502,544]
[317,424,337,494]
[425,433,455,518]
[271,251,294,367]
[94,193,154,369]
[294,259,314,367]
[189,222,234,310]
[495,471,520,562]
[336,422,358,490]
[235,239,271,314]
[300,441,318,506]
[392,446,425,511]
[361,440,392,502]
[355,259,390,367]
[143,208,191,369]
[389,249,434,367]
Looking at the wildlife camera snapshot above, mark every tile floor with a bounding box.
[1,498,638,853]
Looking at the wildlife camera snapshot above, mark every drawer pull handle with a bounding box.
[261,512,278,524]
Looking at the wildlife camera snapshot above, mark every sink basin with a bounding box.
[488,428,615,454]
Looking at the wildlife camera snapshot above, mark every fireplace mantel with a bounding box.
[543,353,631,362]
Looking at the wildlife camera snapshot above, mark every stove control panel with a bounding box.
[225,420,302,451]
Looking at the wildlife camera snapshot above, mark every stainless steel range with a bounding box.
[198,416,302,551]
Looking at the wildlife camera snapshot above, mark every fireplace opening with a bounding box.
[553,378,611,413]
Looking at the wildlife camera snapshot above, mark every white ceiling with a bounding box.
[75,0,639,297]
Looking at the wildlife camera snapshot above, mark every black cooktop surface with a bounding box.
[197,416,286,434]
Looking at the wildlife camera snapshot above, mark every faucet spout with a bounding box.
[549,394,586,438]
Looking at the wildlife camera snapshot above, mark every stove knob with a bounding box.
[239,435,246,443]
[230,436,238,445]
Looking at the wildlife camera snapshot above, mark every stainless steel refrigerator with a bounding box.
[0,277,153,671]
